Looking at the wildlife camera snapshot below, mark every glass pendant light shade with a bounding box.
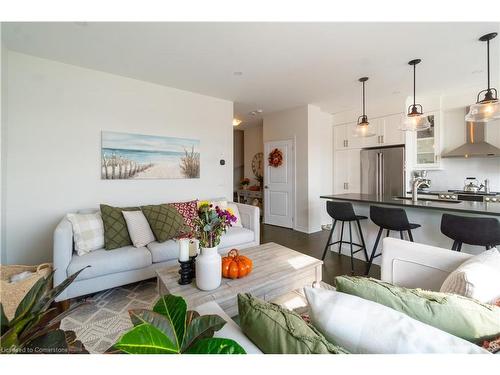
[465,99,500,122]
[466,33,500,123]
[400,59,430,132]
[354,77,376,137]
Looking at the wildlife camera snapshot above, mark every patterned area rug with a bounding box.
[60,279,159,353]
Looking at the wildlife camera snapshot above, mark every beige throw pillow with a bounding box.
[440,248,500,304]
[122,210,156,248]
[67,212,105,256]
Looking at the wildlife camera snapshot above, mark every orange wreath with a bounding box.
[268,148,283,167]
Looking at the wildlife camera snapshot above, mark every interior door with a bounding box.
[264,140,294,228]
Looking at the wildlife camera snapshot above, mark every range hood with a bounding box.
[441,116,500,158]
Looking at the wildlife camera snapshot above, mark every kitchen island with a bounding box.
[320,193,500,263]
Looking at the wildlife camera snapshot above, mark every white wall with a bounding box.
[0,28,5,264]
[308,105,333,232]
[2,51,233,264]
[243,124,263,185]
[233,130,244,191]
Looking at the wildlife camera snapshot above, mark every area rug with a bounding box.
[60,279,319,354]
[60,279,159,353]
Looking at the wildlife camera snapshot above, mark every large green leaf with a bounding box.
[184,337,246,354]
[185,310,200,327]
[153,295,187,349]
[181,315,226,352]
[0,303,9,335]
[12,277,47,324]
[24,329,68,354]
[129,309,178,351]
[115,323,178,354]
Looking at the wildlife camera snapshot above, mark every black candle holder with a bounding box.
[178,260,192,285]
[189,255,197,279]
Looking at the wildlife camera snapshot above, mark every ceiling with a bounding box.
[3,22,500,127]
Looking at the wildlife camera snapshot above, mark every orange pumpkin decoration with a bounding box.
[221,249,253,279]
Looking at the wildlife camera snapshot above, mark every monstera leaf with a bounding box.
[113,294,246,354]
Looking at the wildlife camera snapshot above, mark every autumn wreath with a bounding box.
[268,148,283,167]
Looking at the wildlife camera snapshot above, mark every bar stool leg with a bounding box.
[366,227,383,275]
[338,221,345,256]
[321,220,337,260]
[349,221,354,274]
[356,219,369,261]
[457,242,462,252]
[407,230,414,242]
[451,240,459,251]
[399,231,404,240]
[386,229,390,238]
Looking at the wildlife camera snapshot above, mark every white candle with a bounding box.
[179,238,190,262]
[189,239,199,257]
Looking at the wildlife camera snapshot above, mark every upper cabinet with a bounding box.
[406,111,442,169]
[333,114,405,151]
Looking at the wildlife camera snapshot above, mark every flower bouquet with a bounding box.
[192,202,237,290]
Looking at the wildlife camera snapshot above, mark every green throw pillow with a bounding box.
[335,276,500,343]
[141,204,186,243]
[237,293,348,354]
[100,204,139,250]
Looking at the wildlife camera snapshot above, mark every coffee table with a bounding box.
[156,242,323,317]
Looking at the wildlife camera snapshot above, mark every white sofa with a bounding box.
[53,202,260,301]
[198,237,475,354]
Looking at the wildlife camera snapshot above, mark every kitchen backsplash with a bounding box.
[425,157,500,192]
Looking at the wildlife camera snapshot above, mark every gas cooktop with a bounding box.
[447,190,500,196]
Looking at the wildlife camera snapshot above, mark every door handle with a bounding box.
[346,140,349,148]
[264,185,269,189]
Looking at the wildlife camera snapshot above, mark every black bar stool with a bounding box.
[366,205,421,275]
[440,213,500,251]
[321,201,369,273]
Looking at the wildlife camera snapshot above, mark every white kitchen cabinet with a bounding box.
[362,114,405,148]
[334,124,348,150]
[333,149,361,194]
[407,110,442,169]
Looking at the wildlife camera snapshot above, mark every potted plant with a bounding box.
[240,178,250,190]
[110,294,246,354]
[193,202,236,291]
[0,267,88,354]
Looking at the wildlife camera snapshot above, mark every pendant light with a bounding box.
[354,77,376,137]
[400,59,431,131]
[465,32,499,123]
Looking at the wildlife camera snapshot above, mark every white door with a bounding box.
[264,140,294,228]
[333,150,349,194]
[347,149,361,193]
[333,124,347,150]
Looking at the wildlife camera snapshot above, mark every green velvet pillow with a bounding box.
[237,293,348,354]
[100,204,140,250]
[335,276,500,343]
[141,204,186,243]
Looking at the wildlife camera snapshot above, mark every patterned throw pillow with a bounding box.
[169,200,198,232]
[66,212,104,256]
[122,210,156,248]
[141,204,187,243]
[100,204,140,250]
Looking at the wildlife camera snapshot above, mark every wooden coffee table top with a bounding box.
[156,242,323,316]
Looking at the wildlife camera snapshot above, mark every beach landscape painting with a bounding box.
[101,131,200,179]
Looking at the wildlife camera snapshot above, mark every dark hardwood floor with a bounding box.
[260,224,380,286]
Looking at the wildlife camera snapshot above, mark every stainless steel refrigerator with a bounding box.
[360,146,405,197]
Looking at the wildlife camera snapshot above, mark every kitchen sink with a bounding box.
[393,196,462,204]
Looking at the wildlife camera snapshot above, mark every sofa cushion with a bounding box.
[100,204,140,250]
[220,227,254,249]
[304,287,488,354]
[141,204,187,242]
[67,246,152,281]
[238,293,348,354]
[335,275,500,343]
[147,240,178,263]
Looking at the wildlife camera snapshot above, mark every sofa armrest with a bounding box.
[53,217,74,296]
[381,238,472,291]
[235,203,260,244]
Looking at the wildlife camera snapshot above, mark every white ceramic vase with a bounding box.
[195,246,222,291]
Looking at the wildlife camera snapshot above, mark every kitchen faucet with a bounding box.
[411,176,431,203]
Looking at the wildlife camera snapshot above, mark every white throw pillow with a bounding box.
[440,248,500,304]
[304,287,488,354]
[66,212,104,256]
[227,203,243,228]
[122,210,156,248]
